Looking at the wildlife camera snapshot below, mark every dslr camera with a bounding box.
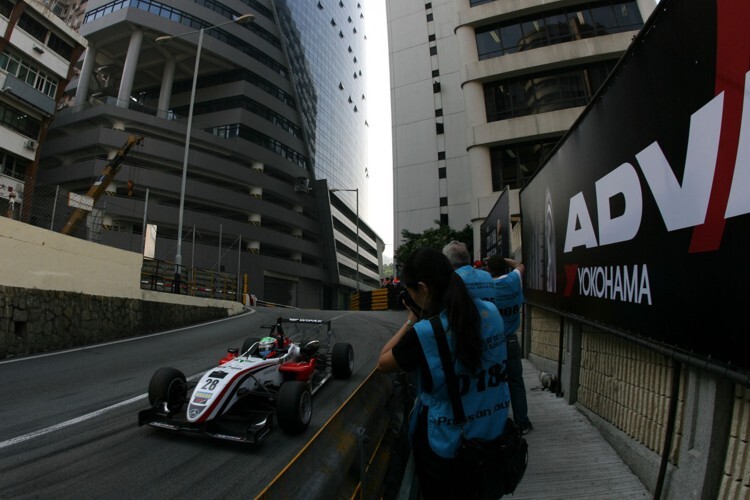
[399,290,423,316]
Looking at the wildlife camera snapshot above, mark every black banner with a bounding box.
[481,186,511,259]
[520,0,750,370]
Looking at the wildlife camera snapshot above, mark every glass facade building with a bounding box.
[36,0,379,307]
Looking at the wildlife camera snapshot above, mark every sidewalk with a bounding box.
[511,360,650,499]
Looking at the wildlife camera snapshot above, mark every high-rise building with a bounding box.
[34,0,379,308]
[0,0,86,221]
[387,0,656,257]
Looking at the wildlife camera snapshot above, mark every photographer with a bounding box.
[377,248,510,498]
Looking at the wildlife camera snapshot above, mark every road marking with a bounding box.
[0,394,146,449]
[0,373,204,450]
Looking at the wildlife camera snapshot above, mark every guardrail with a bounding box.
[140,257,239,300]
[256,370,408,499]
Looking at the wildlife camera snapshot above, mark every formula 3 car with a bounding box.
[138,317,354,444]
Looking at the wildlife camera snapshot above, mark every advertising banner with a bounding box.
[520,0,750,370]
[481,186,511,259]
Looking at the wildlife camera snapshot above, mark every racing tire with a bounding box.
[277,381,312,434]
[148,367,187,414]
[241,337,261,356]
[331,343,354,379]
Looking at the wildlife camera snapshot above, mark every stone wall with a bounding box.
[0,285,229,358]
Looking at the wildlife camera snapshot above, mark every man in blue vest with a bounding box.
[442,240,495,302]
[487,254,533,434]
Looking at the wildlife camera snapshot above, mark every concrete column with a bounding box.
[156,56,176,119]
[117,28,143,108]
[562,320,582,404]
[463,81,487,127]
[468,145,492,219]
[455,23,479,64]
[666,367,734,500]
[75,44,96,106]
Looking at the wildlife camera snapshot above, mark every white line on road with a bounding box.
[0,373,204,450]
[0,394,147,449]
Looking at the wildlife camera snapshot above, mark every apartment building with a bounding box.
[387,0,657,257]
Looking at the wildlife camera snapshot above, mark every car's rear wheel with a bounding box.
[332,343,354,379]
[148,367,187,414]
[277,381,312,434]
[241,337,261,356]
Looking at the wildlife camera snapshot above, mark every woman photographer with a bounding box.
[377,247,511,498]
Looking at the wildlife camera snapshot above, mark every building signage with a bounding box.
[68,192,94,211]
[520,0,750,370]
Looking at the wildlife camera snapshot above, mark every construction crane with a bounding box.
[60,135,144,236]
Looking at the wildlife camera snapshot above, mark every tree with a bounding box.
[394,222,473,272]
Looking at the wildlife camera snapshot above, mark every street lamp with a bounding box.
[156,13,255,293]
[330,188,359,292]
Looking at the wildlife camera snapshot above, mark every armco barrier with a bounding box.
[256,370,397,499]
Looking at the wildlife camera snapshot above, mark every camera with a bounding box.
[399,290,423,316]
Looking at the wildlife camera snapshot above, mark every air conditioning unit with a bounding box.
[25,139,38,150]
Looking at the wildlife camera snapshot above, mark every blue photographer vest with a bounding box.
[410,300,511,458]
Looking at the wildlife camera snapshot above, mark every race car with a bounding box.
[138,317,354,444]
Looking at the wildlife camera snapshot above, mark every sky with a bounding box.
[364,1,394,259]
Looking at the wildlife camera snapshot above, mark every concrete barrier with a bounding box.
[256,370,397,499]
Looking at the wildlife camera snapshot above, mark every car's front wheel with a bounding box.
[148,367,187,414]
[277,381,312,434]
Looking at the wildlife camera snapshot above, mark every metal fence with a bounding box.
[2,175,243,300]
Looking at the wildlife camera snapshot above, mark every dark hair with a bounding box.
[401,247,483,373]
[486,255,508,277]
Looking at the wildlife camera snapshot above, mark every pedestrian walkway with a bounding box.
[511,360,650,499]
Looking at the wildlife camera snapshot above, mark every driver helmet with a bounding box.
[258,336,277,358]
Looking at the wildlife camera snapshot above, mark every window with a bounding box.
[429,46,437,56]
[425,2,432,9]
[489,138,560,190]
[436,123,444,134]
[435,108,443,117]
[0,151,25,181]
[440,197,448,207]
[426,13,433,22]
[475,1,644,60]
[0,48,59,98]
[433,81,441,93]
[438,167,446,178]
[437,151,446,160]
[428,34,436,42]
[331,18,336,26]
[440,213,449,225]
[47,33,73,60]
[483,60,617,121]
[317,2,323,9]
[18,13,47,42]
[432,69,440,77]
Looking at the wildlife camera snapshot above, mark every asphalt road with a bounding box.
[0,308,406,499]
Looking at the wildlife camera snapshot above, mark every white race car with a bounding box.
[138,317,354,444]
